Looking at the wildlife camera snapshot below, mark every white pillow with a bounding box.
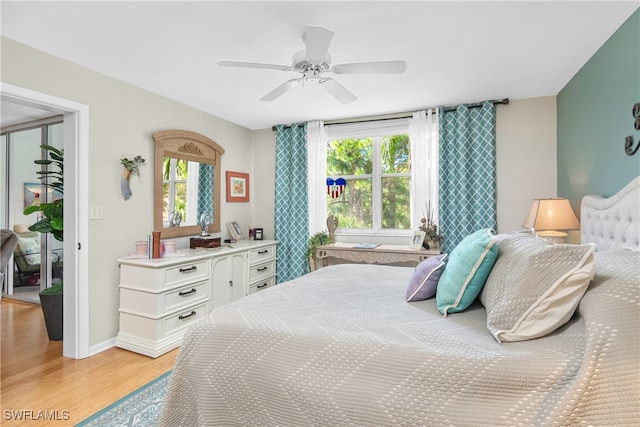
[480,233,596,343]
[16,232,41,266]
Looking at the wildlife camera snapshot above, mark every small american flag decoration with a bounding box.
[326,177,346,199]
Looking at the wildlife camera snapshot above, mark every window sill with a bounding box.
[334,230,413,246]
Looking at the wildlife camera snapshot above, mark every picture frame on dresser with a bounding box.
[227,221,243,240]
[254,228,263,240]
[409,230,426,250]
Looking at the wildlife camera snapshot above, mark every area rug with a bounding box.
[75,370,171,427]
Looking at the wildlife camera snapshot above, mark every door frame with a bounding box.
[1,82,90,359]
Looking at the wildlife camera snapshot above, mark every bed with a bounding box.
[159,177,639,426]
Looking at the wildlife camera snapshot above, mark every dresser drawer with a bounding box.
[118,300,208,342]
[248,275,275,294]
[164,260,209,288]
[163,302,208,336]
[164,280,209,313]
[249,245,276,265]
[249,260,275,283]
[119,279,209,317]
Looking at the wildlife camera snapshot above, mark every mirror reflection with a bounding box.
[162,157,214,228]
[153,130,224,239]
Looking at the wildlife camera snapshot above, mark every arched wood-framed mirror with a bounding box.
[152,130,225,238]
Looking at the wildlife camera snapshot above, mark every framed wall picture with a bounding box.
[254,228,264,240]
[24,182,41,209]
[226,171,250,202]
[409,230,426,250]
[227,221,243,240]
[24,182,62,209]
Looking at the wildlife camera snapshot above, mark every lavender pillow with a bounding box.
[406,254,448,302]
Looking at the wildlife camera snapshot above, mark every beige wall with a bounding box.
[2,36,558,351]
[495,96,558,234]
[250,128,277,240]
[2,37,255,347]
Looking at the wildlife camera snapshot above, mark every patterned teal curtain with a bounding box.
[197,163,213,220]
[274,123,309,283]
[438,101,497,253]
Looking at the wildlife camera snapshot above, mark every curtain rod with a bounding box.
[271,98,509,131]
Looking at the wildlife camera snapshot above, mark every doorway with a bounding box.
[1,83,89,359]
[2,119,64,303]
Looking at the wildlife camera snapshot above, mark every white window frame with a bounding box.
[326,134,412,236]
[308,111,438,238]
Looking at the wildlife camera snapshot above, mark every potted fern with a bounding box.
[23,144,64,340]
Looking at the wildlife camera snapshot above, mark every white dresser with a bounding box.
[116,240,277,357]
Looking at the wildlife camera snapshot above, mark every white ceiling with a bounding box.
[1,1,638,130]
[0,101,60,128]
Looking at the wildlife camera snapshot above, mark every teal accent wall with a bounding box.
[557,9,639,208]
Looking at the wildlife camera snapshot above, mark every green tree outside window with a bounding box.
[326,134,411,232]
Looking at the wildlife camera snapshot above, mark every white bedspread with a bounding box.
[159,250,639,426]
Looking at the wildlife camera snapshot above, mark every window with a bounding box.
[326,134,411,233]
[308,111,438,237]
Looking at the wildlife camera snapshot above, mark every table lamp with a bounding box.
[522,198,580,243]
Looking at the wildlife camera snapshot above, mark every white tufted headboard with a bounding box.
[581,176,640,251]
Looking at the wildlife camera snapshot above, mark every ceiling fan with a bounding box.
[218,25,407,104]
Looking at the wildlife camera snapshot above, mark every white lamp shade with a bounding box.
[522,198,580,231]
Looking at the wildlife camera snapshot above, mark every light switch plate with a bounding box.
[90,205,104,220]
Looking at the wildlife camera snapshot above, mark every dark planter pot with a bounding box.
[39,292,63,341]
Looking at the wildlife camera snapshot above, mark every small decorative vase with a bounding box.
[121,168,132,200]
[422,239,439,250]
[135,240,148,255]
[164,240,176,254]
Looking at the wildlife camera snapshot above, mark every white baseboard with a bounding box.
[89,337,116,356]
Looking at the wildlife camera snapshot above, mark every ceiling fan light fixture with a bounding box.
[220,24,407,103]
[292,49,331,74]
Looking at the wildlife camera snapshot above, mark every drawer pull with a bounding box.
[257,266,268,272]
[178,288,197,296]
[258,250,269,254]
[257,283,268,289]
[179,266,197,273]
[178,311,196,320]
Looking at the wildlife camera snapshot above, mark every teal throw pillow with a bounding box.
[436,229,498,316]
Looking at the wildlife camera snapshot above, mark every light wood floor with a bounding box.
[1,299,178,426]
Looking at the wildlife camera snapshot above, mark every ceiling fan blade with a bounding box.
[218,60,292,72]
[260,78,301,102]
[319,78,356,104]
[302,25,334,63]
[332,60,407,74]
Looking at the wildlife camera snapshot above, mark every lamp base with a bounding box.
[535,230,567,244]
